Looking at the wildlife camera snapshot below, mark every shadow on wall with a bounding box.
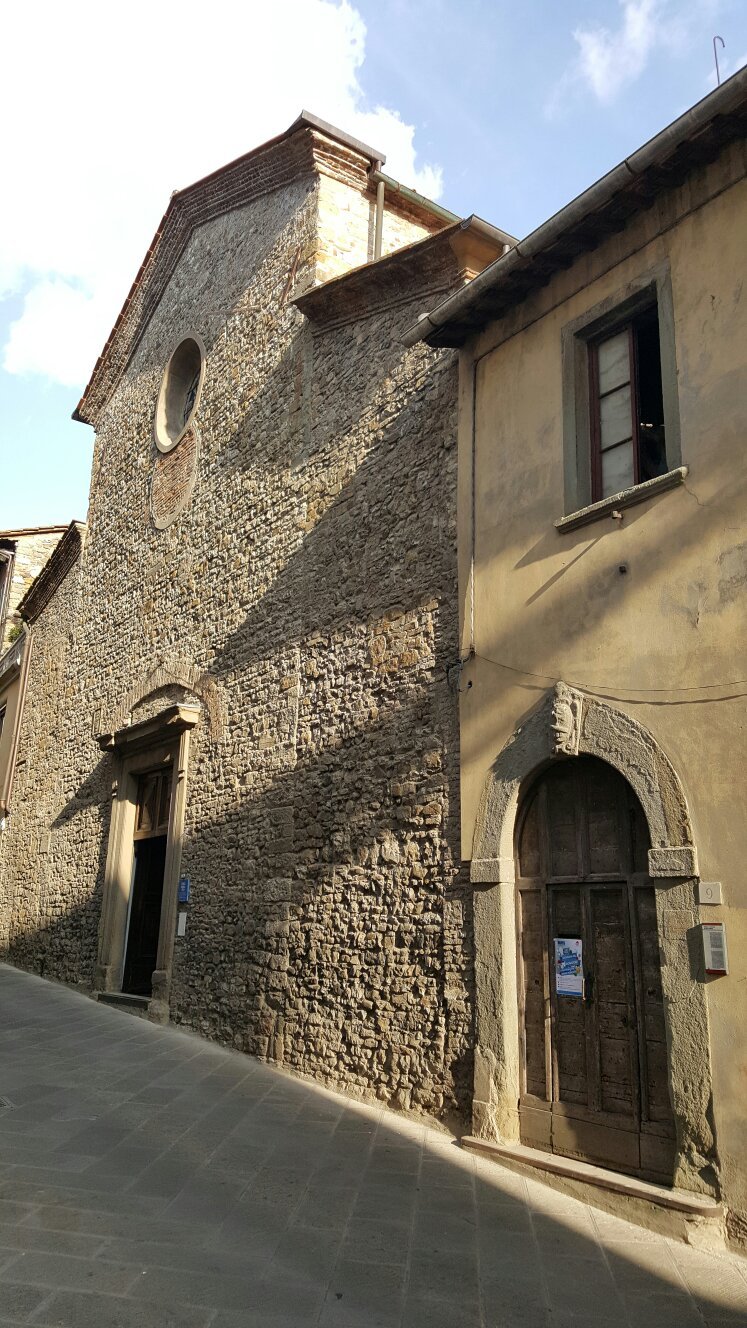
[3,752,112,988]
[468,449,747,775]
[0,685,473,1122]
[197,295,458,676]
[1,257,466,1120]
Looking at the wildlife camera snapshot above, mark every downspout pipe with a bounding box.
[369,167,517,265]
[402,64,747,347]
[374,170,385,261]
[371,170,461,227]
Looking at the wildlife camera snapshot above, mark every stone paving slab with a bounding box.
[0,963,746,1328]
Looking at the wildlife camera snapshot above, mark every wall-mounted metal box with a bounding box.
[702,922,728,975]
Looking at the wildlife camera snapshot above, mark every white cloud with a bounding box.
[573,0,661,103]
[3,281,110,387]
[546,0,725,115]
[0,0,442,389]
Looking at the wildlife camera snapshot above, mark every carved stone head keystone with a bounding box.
[550,682,584,756]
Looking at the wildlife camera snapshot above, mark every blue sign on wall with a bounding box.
[178,877,191,903]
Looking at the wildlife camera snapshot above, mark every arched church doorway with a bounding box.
[516,755,675,1181]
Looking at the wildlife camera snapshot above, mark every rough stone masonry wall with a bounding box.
[167,264,471,1117]
[314,170,442,284]
[0,549,108,981]
[1,532,64,651]
[0,168,472,1122]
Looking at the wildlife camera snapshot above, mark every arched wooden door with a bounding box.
[516,756,675,1181]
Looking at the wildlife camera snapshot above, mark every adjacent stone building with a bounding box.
[0,526,69,826]
[0,526,67,652]
[0,113,510,1124]
[407,71,747,1239]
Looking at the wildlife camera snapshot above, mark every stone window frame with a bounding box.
[154,333,206,455]
[558,262,685,532]
[94,703,198,1021]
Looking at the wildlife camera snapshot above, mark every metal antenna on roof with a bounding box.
[713,35,725,87]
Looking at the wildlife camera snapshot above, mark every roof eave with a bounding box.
[403,65,747,349]
[17,522,86,624]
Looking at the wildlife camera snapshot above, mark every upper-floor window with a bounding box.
[589,306,668,501]
[558,265,684,530]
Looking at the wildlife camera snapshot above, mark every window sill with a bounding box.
[555,466,688,534]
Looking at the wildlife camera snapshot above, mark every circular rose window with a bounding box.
[154,335,205,453]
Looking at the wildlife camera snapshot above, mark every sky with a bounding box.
[1,0,746,529]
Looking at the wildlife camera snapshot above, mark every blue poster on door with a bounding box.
[554,937,583,997]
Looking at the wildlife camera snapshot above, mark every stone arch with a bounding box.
[111,655,225,741]
[470,682,719,1198]
[471,682,697,885]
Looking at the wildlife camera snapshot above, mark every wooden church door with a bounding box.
[515,757,675,1181]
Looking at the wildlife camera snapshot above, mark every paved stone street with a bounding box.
[0,965,745,1328]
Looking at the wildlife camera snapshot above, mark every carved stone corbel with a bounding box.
[550,681,584,755]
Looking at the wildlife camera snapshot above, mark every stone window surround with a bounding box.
[560,261,683,526]
[469,682,720,1201]
[94,703,198,1022]
[154,333,206,455]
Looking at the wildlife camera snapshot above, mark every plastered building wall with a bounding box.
[0,154,474,1120]
[458,143,747,1227]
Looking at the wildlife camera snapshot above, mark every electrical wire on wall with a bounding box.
[470,651,747,706]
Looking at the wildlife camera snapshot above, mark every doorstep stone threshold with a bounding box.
[461,1136,723,1218]
[97,991,150,1012]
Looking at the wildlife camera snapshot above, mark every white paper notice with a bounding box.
[554,937,583,997]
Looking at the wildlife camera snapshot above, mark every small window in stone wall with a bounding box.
[154,335,205,453]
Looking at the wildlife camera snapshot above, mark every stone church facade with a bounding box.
[0,114,509,1122]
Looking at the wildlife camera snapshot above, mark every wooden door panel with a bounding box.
[516,757,675,1181]
[518,795,542,878]
[519,889,547,1098]
[551,1114,640,1173]
[587,770,624,875]
[640,1131,677,1180]
[589,887,637,1119]
[633,888,674,1130]
[519,1104,552,1150]
[555,1032,588,1103]
[645,1044,675,1123]
[547,774,580,877]
[599,1045,636,1116]
[550,887,588,1106]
